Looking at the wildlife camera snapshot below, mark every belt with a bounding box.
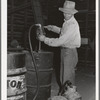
[61,47,69,49]
[61,47,76,49]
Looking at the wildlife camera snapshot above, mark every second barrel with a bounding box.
[24,50,53,100]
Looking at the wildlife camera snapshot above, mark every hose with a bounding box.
[28,24,39,100]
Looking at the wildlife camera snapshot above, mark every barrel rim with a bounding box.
[27,68,53,72]
[23,50,54,54]
[7,67,27,76]
[7,52,26,55]
[7,89,27,97]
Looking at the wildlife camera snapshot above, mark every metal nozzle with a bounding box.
[35,24,41,28]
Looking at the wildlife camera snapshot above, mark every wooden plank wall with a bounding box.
[74,0,95,69]
[8,0,35,48]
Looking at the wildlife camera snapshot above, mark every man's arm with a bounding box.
[44,25,61,34]
[43,23,77,47]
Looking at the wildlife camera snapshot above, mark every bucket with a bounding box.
[24,50,53,100]
[7,52,27,100]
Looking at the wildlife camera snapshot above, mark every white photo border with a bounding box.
[1,0,7,100]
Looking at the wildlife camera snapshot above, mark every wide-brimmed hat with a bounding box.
[59,0,78,14]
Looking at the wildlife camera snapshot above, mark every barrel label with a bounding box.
[7,75,26,96]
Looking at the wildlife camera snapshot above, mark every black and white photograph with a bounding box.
[1,0,99,100]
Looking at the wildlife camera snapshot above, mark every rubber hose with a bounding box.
[28,24,39,100]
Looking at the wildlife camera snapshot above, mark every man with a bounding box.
[38,0,81,91]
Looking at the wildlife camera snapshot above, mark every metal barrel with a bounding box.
[7,52,27,100]
[24,50,53,100]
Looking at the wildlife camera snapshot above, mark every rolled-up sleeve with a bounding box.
[52,26,61,34]
[44,23,77,47]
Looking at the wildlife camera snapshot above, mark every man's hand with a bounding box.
[44,25,61,34]
[44,25,53,31]
[38,34,45,42]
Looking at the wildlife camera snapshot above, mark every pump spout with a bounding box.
[35,24,45,51]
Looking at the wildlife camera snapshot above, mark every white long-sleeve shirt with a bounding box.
[44,16,81,48]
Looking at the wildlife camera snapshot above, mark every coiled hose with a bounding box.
[28,24,39,100]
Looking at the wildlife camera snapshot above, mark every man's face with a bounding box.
[63,13,73,20]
